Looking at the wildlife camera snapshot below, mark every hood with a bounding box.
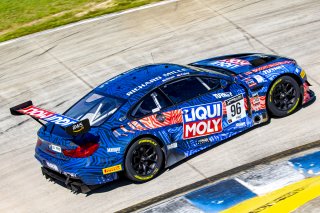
[190,53,282,75]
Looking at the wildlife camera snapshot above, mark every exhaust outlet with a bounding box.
[254,115,262,124]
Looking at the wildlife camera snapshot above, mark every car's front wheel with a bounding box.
[267,75,300,117]
[125,138,163,182]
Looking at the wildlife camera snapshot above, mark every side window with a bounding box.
[131,89,172,118]
[161,77,209,104]
[201,77,221,90]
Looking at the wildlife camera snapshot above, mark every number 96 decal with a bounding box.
[225,94,246,124]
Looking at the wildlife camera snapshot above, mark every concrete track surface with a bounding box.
[0,0,320,212]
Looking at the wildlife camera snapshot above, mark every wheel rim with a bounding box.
[272,81,297,111]
[131,144,158,176]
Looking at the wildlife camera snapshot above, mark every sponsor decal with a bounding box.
[107,147,121,153]
[49,144,61,153]
[249,187,305,213]
[126,76,163,97]
[213,92,233,99]
[44,115,78,127]
[138,139,157,146]
[182,102,223,139]
[250,61,293,74]
[162,76,175,82]
[252,93,261,111]
[245,78,257,87]
[134,175,154,181]
[62,172,77,177]
[119,116,126,122]
[45,161,59,172]
[235,122,246,127]
[269,79,282,102]
[197,137,210,145]
[167,143,178,150]
[295,67,301,74]
[126,68,189,96]
[17,105,78,127]
[261,66,284,75]
[112,130,121,137]
[177,72,190,77]
[225,94,246,124]
[17,105,54,119]
[253,75,265,83]
[287,97,300,114]
[163,68,188,77]
[72,122,84,133]
[102,164,122,175]
[210,58,251,69]
[300,70,306,78]
[65,119,91,136]
[134,168,159,180]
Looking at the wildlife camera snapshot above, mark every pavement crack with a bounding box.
[36,45,57,57]
[50,52,94,89]
[32,40,94,89]
[44,31,81,46]
[222,0,265,14]
[0,49,35,66]
[198,0,278,54]
[54,100,68,108]
[186,161,209,181]
[222,14,277,54]
[0,143,34,156]
[0,118,30,135]
[243,33,256,50]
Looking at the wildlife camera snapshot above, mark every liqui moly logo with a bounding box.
[182,102,223,139]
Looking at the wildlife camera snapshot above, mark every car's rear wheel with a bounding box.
[267,76,300,117]
[125,138,163,182]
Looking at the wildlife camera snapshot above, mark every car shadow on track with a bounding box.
[86,120,274,195]
[80,101,316,195]
[85,177,132,196]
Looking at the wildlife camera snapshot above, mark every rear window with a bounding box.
[65,92,124,126]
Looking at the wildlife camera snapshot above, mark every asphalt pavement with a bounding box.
[0,0,320,212]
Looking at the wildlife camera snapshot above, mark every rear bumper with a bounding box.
[41,167,93,193]
[35,147,120,186]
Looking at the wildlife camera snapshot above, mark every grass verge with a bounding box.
[0,0,162,42]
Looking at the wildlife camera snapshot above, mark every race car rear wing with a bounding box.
[10,101,90,136]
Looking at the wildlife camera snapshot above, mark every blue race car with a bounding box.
[10,53,315,193]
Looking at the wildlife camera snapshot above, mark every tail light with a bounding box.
[63,143,99,158]
[36,138,43,147]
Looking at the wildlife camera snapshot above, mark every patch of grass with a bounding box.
[0,0,162,42]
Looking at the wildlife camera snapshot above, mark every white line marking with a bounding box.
[0,0,178,47]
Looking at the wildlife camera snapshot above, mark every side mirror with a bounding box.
[220,79,229,89]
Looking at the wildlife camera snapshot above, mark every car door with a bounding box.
[160,76,249,153]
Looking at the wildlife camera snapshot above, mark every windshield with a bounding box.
[64,92,125,126]
[187,64,233,76]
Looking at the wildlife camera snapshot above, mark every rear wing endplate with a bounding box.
[10,101,90,136]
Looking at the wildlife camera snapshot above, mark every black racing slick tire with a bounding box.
[267,76,301,117]
[125,138,163,182]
